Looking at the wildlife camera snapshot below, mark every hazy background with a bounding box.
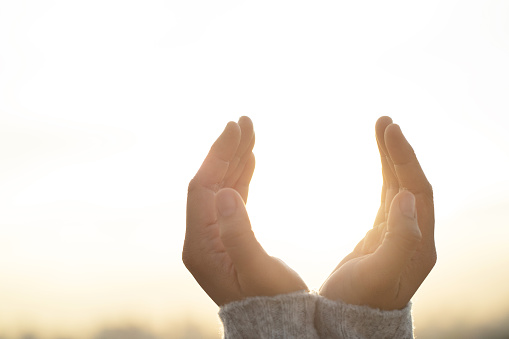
[1,0,509,338]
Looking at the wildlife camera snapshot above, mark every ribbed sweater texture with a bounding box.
[219,291,413,339]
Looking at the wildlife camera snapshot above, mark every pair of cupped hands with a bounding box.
[183,116,436,311]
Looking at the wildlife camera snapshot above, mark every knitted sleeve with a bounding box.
[219,292,414,339]
[314,297,413,339]
[218,291,319,339]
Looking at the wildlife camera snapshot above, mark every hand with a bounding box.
[319,116,436,310]
[183,117,307,306]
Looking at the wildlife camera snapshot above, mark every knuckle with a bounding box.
[187,178,198,194]
[182,248,196,270]
[428,250,437,269]
[420,249,437,274]
[425,183,434,200]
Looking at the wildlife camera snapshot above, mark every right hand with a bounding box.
[183,117,307,306]
[319,117,437,310]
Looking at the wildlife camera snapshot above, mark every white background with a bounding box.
[1,1,509,337]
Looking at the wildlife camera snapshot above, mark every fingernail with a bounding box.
[399,191,416,219]
[217,190,237,217]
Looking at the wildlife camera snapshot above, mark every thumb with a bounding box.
[369,190,422,277]
[215,188,268,273]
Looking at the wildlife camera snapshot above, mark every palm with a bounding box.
[320,117,436,310]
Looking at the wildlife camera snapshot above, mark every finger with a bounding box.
[375,138,399,225]
[376,117,400,220]
[384,124,432,196]
[385,123,436,258]
[380,141,399,213]
[372,201,386,229]
[363,190,422,281]
[361,222,387,254]
[234,152,256,203]
[216,188,268,274]
[224,116,255,186]
[224,131,255,188]
[376,116,398,185]
[186,122,241,231]
[190,121,241,190]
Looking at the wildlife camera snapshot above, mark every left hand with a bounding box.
[319,116,437,310]
[183,117,307,306]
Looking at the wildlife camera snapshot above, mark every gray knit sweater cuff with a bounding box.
[315,297,413,339]
[219,291,319,339]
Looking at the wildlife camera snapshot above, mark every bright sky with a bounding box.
[1,1,509,338]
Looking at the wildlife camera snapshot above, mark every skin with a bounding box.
[183,116,436,310]
[183,116,307,306]
[319,116,436,310]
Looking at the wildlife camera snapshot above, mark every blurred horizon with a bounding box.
[2,303,509,339]
[1,0,509,338]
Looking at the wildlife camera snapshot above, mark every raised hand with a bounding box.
[319,116,437,310]
[183,117,307,306]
